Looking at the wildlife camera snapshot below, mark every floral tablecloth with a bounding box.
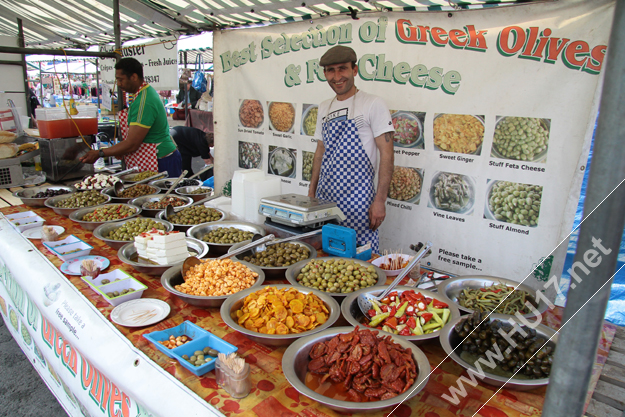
[1,205,617,417]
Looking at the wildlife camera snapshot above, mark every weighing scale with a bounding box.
[258,194,346,229]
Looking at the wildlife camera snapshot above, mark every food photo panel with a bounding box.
[428,171,476,215]
[484,179,543,227]
[301,104,319,136]
[267,101,296,134]
[390,110,425,149]
[238,99,265,129]
[433,113,485,155]
[302,151,314,182]
[268,145,297,178]
[238,141,262,169]
[491,116,550,163]
[388,166,424,204]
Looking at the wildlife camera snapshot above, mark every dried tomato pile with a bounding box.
[307,327,418,402]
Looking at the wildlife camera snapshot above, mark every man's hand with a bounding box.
[369,200,386,230]
[203,157,213,165]
[80,150,100,164]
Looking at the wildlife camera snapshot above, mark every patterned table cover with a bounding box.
[1,205,617,417]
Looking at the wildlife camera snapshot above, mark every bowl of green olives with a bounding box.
[94,217,174,249]
[187,221,266,256]
[101,184,160,203]
[440,312,556,390]
[118,237,209,276]
[44,190,111,217]
[69,203,141,231]
[175,186,214,202]
[156,205,226,232]
[285,257,386,301]
[129,194,193,217]
[229,241,317,280]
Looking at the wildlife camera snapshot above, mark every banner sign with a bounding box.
[99,38,179,90]
[0,217,222,417]
[213,0,612,297]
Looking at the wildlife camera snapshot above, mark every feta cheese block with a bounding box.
[134,229,190,264]
[151,252,189,265]
[146,245,189,258]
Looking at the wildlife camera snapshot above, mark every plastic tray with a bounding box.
[81,269,134,291]
[96,277,147,307]
[5,211,45,232]
[143,321,212,358]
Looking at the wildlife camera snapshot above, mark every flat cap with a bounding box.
[319,45,357,67]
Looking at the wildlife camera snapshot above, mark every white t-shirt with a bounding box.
[314,90,394,168]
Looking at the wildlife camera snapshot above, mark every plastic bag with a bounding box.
[192,55,207,93]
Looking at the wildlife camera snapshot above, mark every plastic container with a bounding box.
[49,241,93,261]
[81,269,133,291]
[5,211,45,232]
[143,321,210,358]
[36,107,98,139]
[231,169,265,219]
[216,358,251,398]
[244,176,281,224]
[95,277,147,307]
[43,235,83,253]
[170,334,238,376]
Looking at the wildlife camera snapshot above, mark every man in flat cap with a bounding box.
[308,45,394,253]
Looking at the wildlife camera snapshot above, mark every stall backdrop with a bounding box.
[213,0,612,300]
[99,38,179,90]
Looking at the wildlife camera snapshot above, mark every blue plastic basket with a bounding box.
[171,334,237,376]
[143,321,212,358]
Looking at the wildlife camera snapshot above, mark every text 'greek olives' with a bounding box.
[201,227,254,244]
[82,204,138,222]
[493,117,549,161]
[243,242,310,267]
[55,190,108,208]
[296,259,378,293]
[106,218,167,241]
[488,181,542,226]
[168,206,223,225]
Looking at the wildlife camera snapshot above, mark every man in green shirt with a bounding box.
[81,58,182,176]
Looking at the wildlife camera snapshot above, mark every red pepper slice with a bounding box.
[421,312,433,323]
[399,327,411,336]
[381,305,389,313]
[399,316,407,324]
[367,309,377,318]
[493,289,502,293]
[406,292,425,302]
[389,305,397,317]
[425,297,432,305]
[385,316,398,329]
[432,299,449,309]
[406,317,416,330]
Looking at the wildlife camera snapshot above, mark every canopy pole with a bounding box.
[0,46,116,59]
[39,62,43,103]
[113,0,122,113]
[542,2,625,415]
[96,58,101,113]
[17,18,31,122]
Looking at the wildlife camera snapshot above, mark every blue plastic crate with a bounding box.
[143,321,211,358]
[171,334,237,376]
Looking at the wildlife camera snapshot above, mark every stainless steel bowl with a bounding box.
[13,185,75,207]
[156,206,227,233]
[285,257,386,302]
[391,111,423,148]
[439,315,555,390]
[341,286,461,344]
[229,240,317,280]
[282,326,431,413]
[437,275,549,319]
[101,184,160,203]
[220,284,340,346]
[44,193,112,217]
[69,203,141,231]
[483,179,541,227]
[268,147,296,178]
[268,102,295,133]
[175,186,214,202]
[93,217,174,250]
[118,237,209,276]
[149,178,202,191]
[118,171,159,183]
[187,221,265,256]
[129,194,193,218]
[433,113,485,155]
[161,260,265,307]
[428,171,476,215]
[491,117,550,163]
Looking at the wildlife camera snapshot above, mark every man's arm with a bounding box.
[307,140,325,198]
[369,131,394,230]
[80,125,148,164]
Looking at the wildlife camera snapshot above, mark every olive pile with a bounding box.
[118,184,155,198]
[164,179,199,189]
[242,242,309,267]
[54,190,108,208]
[201,227,254,244]
[182,347,220,367]
[167,206,223,225]
[129,171,158,181]
[144,197,187,210]
[105,218,167,241]
[302,151,314,181]
[105,288,135,298]
[488,181,542,226]
[455,312,554,379]
[82,204,137,222]
[295,259,378,293]
[493,117,549,161]
[33,188,71,198]
[183,187,213,195]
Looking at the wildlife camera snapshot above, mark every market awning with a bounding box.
[0,0,536,49]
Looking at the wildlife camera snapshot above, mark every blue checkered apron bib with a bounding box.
[315,98,378,253]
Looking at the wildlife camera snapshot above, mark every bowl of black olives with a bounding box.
[228,240,317,280]
[14,185,75,207]
[187,221,266,256]
[439,312,557,390]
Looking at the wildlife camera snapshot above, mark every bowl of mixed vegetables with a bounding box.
[341,286,461,344]
[391,111,423,148]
